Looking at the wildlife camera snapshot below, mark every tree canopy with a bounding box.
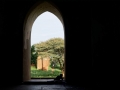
[33,37,64,69]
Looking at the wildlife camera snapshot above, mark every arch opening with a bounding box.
[31,11,65,79]
[23,1,66,82]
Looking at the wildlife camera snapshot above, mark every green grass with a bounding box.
[31,66,37,70]
[31,66,62,78]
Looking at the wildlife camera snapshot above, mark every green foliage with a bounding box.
[31,70,61,78]
[31,66,61,78]
[31,66,37,70]
[34,38,64,69]
[31,45,38,66]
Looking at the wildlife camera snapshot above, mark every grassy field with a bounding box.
[31,66,62,78]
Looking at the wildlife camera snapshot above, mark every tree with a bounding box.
[34,38,64,69]
[31,45,38,67]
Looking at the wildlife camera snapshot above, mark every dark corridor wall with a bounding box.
[0,0,119,89]
[91,2,120,89]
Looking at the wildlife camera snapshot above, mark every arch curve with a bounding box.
[23,1,65,81]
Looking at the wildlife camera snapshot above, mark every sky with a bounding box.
[31,11,64,46]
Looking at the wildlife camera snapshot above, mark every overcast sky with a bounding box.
[31,11,64,46]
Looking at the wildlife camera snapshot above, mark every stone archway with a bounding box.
[23,1,65,82]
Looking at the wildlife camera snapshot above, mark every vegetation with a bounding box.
[31,66,61,78]
[34,37,64,69]
[31,37,64,78]
[31,45,38,67]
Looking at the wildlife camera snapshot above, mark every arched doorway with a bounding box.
[23,1,65,82]
[31,11,64,79]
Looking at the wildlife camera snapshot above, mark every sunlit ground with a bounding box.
[31,66,62,78]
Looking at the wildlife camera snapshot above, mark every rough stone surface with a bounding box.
[0,84,85,90]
